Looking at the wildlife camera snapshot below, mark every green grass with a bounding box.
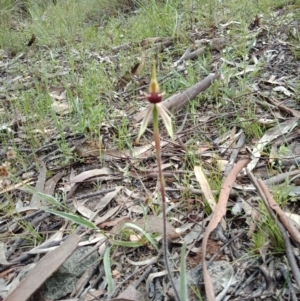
[252,201,285,253]
[0,0,296,191]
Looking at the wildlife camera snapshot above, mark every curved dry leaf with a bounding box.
[146,271,167,294]
[69,168,114,183]
[97,216,128,229]
[78,232,106,247]
[94,205,122,225]
[51,100,72,115]
[273,86,293,96]
[44,171,64,195]
[194,166,217,211]
[2,263,36,299]
[86,290,105,300]
[202,159,250,301]
[133,216,179,240]
[94,186,123,211]
[108,298,138,301]
[73,198,94,219]
[194,166,226,229]
[111,215,179,240]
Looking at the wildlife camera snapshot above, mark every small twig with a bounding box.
[277,263,298,301]
[6,238,24,260]
[109,264,153,299]
[207,231,244,265]
[177,136,187,151]
[264,169,300,185]
[31,212,52,226]
[132,264,153,288]
[91,265,105,289]
[229,292,275,301]
[182,46,206,61]
[202,159,250,301]
[233,257,274,297]
[66,188,115,203]
[265,95,300,118]
[224,132,246,176]
[216,275,234,301]
[173,46,192,67]
[78,238,107,263]
[74,263,100,298]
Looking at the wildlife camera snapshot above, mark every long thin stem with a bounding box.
[152,105,180,301]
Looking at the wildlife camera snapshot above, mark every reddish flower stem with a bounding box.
[152,105,180,301]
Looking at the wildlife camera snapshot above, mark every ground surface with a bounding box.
[1,0,300,300]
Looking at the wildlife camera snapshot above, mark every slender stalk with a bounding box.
[152,105,180,301]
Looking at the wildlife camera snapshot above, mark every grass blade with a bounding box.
[122,222,159,251]
[23,186,62,207]
[45,209,97,229]
[103,246,114,294]
[110,239,144,248]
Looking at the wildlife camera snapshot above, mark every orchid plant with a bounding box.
[137,62,180,301]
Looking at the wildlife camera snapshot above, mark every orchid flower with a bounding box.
[137,61,173,142]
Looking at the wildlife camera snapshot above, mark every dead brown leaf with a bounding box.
[4,233,80,301]
[111,215,179,240]
[94,186,123,211]
[94,205,123,225]
[69,168,114,183]
[194,165,226,229]
[44,171,65,195]
[73,198,95,219]
[194,166,217,211]
[98,216,129,229]
[202,159,250,301]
